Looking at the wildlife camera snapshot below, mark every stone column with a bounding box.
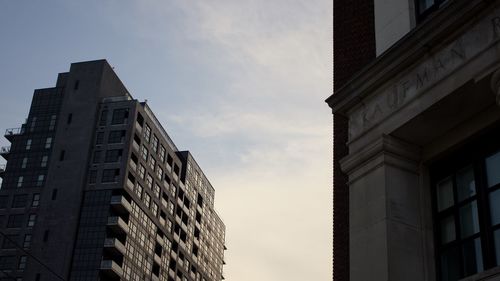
[341,135,429,281]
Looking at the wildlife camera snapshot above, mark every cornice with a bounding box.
[327,0,496,114]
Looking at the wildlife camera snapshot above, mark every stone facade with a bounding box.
[328,1,500,280]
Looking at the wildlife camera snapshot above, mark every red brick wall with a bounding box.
[332,1,375,280]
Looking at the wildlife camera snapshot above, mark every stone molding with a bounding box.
[340,135,421,182]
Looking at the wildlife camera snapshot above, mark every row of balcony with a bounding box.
[4,127,24,141]
[0,164,5,178]
[0,146,10,160]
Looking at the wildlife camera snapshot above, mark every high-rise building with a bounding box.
[0,60,226,281]
[328,1,500,280]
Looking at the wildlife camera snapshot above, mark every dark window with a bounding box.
[73,80,79,90]
[0,196,8,209]
[43,230,49,242]
[35,274,40,281]
[96,132,104,145]
[432,133,500,280]
[167,154,173,166]
[415,0,447,22]
[0,256,15,270]
[89,170,97,184]
[23,234,31,249]
[111,108,129,125]
[104,149,122,163]
[108,130,125,144]
[2,235,17,249]
[31,194,40,207]
[7,214,23,228]
[99,110,108,126]
[93,150,102,164]
[59,150,65,161]
[12,195,27,208]
[67,113,72,124]
[51,189,58,200]
[102,169,119,183]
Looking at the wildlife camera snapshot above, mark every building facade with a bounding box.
[0,60,226,281]
[328,1,500,281]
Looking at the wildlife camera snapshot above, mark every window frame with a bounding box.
[430,126,500,280]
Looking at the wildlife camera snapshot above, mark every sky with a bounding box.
[0,1,333,280]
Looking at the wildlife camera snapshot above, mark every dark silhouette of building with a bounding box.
[0,60,226,281]
[328,1,500,280]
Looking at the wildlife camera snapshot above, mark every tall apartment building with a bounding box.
[328,1,500,281]
[0,60,226,281]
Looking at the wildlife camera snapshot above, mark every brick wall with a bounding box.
[332,0,376,280]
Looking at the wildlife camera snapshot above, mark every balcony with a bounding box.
[103,238,126,257]
[0,164,6,179]
[106,216,128,235]
[4,128,24,141]
[100,260,123,279]
[110,195,131,215]
[0,147,10,160]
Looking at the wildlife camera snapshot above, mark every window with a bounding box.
[7,214,23,228]
[31,194,40,207]
[29,117,37,132]
[17,176,23,188]
[159,145,166,163]
[59,150,65,161]
[99,110,108,126]
[149,157,156,171]
[135,184,143,198]
[108,130,125,143]
[102,169,119,183]
[104,149,122,163]
[49,115,57,130]
[51,189,57,200]
[96,132,104,145]
[432,136,500,280]
[0,196,8,209]
[40,155,48,167]
[2,235,17,249]
[157,167,163,180]
[45,137,52,149]
[144,124,151,142]
[0,256,15,270]
[18,256,27,270]
[141,146,148,161]
[415,0,447,22]
[67,113,73,124]
[138,164,146,180]
[36,175,45,186]
[152,135,159,153]
[73,80,80,90]
[144,193,151,208]
[146,174,153,189]
[111,108,129,125]
[27,214,36,227]
[93,150,102,164]
[89,170,97,184]
[25,139,32,150]
[12,195,27,208]
[154,183,161,198]
[167,154,173,167]
[152,202,159,216]
[23,234,32,249]
[21,157,27,169]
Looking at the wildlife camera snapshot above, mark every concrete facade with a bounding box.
[0,60,226,281]
[329,1,500,280]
